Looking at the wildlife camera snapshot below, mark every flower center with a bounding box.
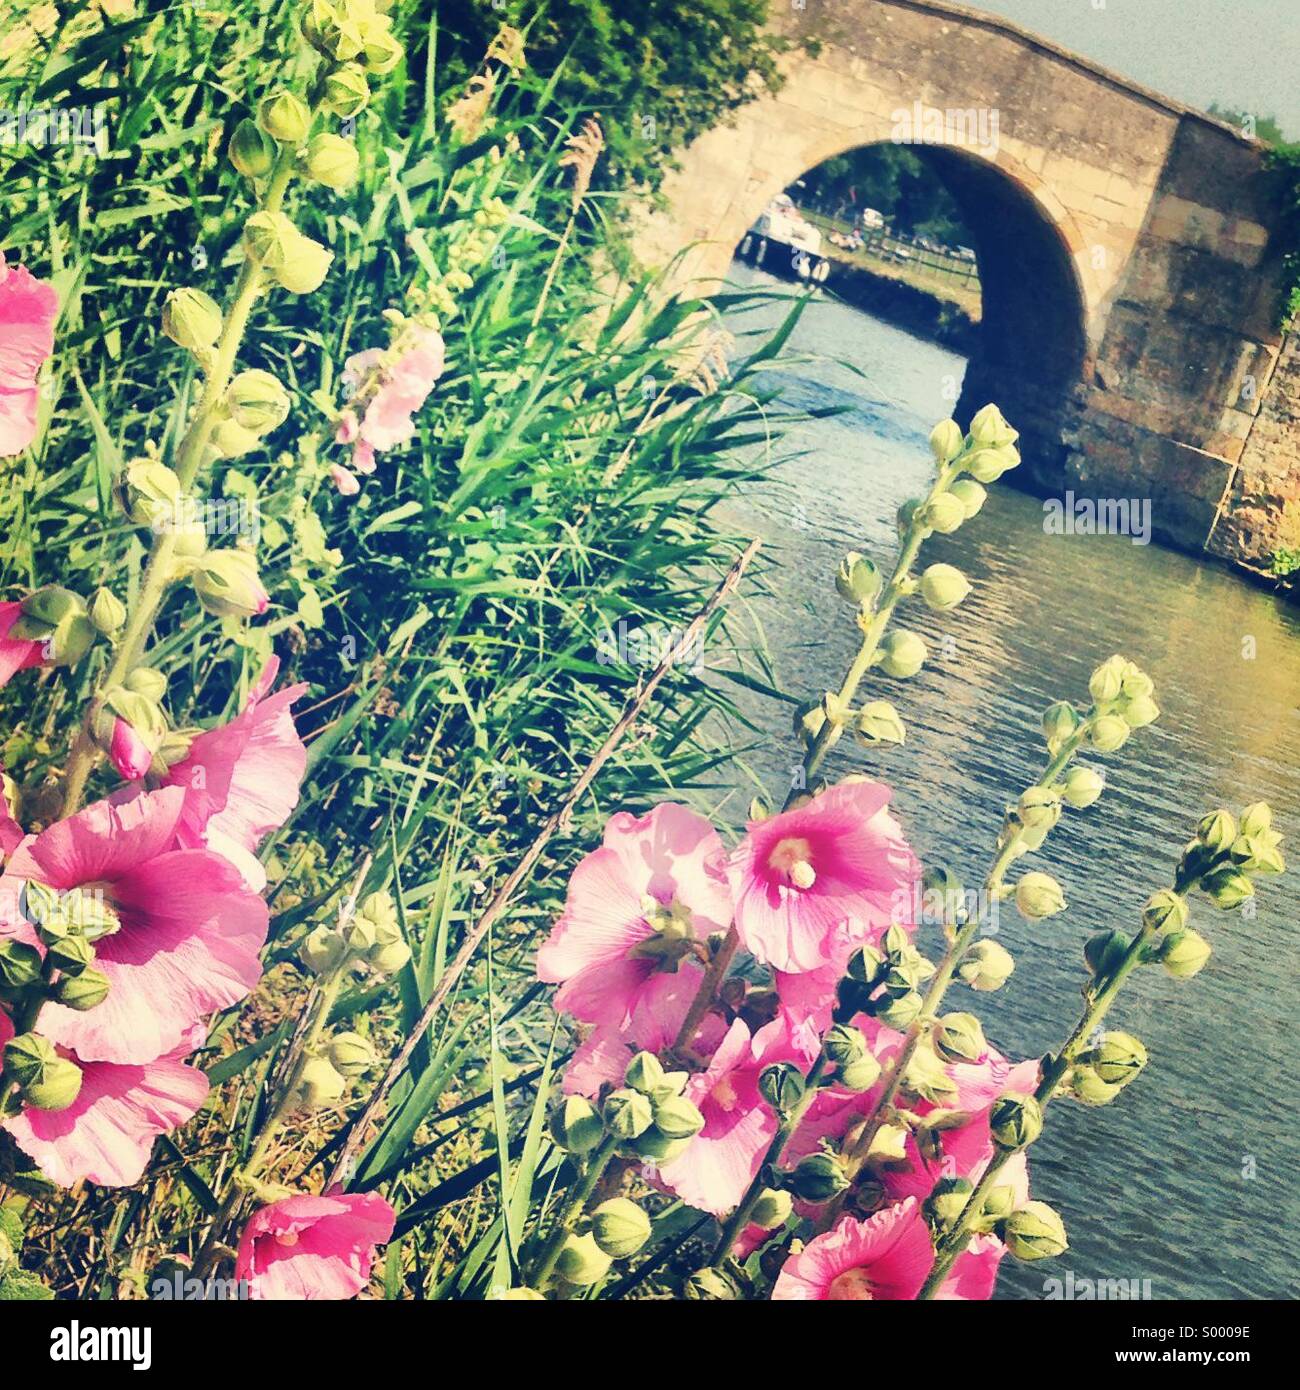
[709,1075,739,1112]
[827,1267,875,1300]
[274,1231,300,1248]
[769,837,816,889]
[629,895,696,969]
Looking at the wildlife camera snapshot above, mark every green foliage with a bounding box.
[1262,142,1300,330]
[797,145,967,243]
[434,0,784,190]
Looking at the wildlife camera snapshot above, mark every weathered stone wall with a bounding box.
[636,0,1299,577]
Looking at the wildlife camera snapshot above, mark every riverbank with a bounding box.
[823,252,979,353]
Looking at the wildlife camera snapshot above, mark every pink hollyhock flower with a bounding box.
[336,325,446,472]
[0,1011,209,1188]
[0,786,268,1064]
[163,657,308,891]
[561,965,727,1098]
[657,1013,818,1216]
[771,1199,934,1300]
[537,803,732,1032]
[0,600,48,689]
[329,462,360,496]
[0,252,58,457]
[108,716,154,781]
[935,1234,1008,1300]
[729,781,919,973]
[235,1192,396,1300]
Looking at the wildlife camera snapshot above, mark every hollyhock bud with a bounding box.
[549,1095,604,1155]
[21,1056,84,1112]
[1062,765,1104,809]
[1088,656,1125,704]
[959,938,1014,991]
[360,22,404,74]
[192,549,269,618]
[836,1054,881,1093]
[875,989,923,1029]
[226,369,291,434]
[878,630,926,678]
[20,880,63,934]
[53,967,111,1012]
[1018,785,1062,831]
[924,1176,973,1232]
[989,1092,1043,1150]
[865,1122,909,1165]
[243,211,299,269]
[683,1267,741,1300]
[751,1188,794,1230]
[903,1044,958,1104]
[967,403,1018,449]
[211,417,263,460]
[300,925,347,975]
[590,1198,651,1259]
[603,1088,652,1140]
[0,940,42,988]
[929,417,964,463]
[627,1127,690,1163]
[124,666,167,702]
[823,1023,868,1067]
[258,90,312,144]
[324,64,371,118]
[1160,928,1212,979]
[920,492,966,534]
[554,1232,610,1286]
[3,1033,59,1087]
[293,1056,347,1109]
[327,1031,376,1077]
[45,933,95,978]
[1231,834,1285,875]
[1201,866,1253,910]
[933,1011,986,1064]
[304,133,360,191]
[963,444,1019,482]
[1041,700,1082,747]
[651,1093,705,1140]
[1014,871,1066,920]
[1197,809,1237,856]
[624,1050,667,1095]
[162,288,223,352]
[846,944,886,986]
[367,935,412,976]
[12,587,95,666]
[1088,714,1130,752]
[949,478,987,518]
[274,235,334,294]
[792,1151,850,1203]
[758,1062,805,1113]
[1083,929,1131,980]
[1087,1031,1147,1086]
[1066,1065,1122,1107]
[1239,802,1272,838]
[1119,692,1159,728]
[88,587,126,636]
[854,700,905,747]
[919,562,971,612]
[835,552,881,605]
[122,458,181,528]
[1003,1201,1067,1261]
[1141,889,1188,934]
[228,118,276,178]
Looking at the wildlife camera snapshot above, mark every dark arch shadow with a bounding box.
[915,146,1089,487]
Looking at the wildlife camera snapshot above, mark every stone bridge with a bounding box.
[637,0,1299,575]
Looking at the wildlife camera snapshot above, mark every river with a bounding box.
[717,259,1300,1301]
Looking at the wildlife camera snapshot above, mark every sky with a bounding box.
[967,0,1300,138]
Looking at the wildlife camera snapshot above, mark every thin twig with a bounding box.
[327,539,761,1188]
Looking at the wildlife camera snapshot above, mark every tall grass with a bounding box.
[1,2,808,1295]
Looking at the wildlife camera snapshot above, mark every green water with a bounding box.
[719,260,1300,1301]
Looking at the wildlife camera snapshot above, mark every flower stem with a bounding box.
[709,1054,828,1266]
[917,890,1171,1298]
[530,1131,621,1289]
